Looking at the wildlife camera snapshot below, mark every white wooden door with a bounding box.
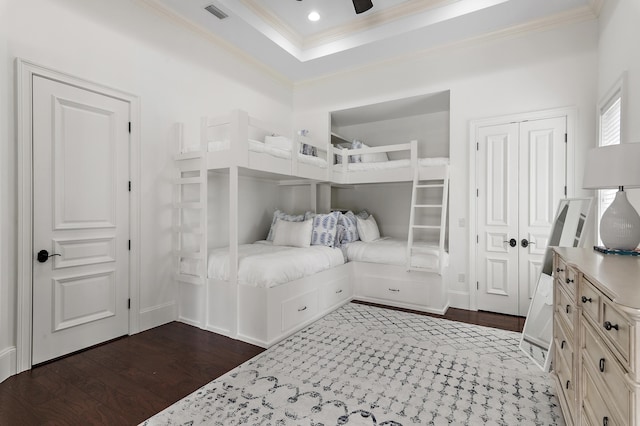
[517,118,566,315]
[32,75,130,365]
[476,117,566,316]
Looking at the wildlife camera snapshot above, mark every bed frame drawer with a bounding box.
[281,290,318,333]
[361,279,427,305]
[322,277,352,309]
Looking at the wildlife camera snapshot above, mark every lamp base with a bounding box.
[600,190,640,250]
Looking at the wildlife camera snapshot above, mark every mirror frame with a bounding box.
[519,197,593,371]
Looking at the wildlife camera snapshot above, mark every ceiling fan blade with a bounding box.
[352,0,373,14]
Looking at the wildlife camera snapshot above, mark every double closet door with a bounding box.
[476,117,566,316]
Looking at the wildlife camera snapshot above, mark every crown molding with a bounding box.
[295,4,598,87]
[138,0,292,87]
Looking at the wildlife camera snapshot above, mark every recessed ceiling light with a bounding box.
[308,11,320,21]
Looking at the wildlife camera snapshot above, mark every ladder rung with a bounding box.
[414,204,442,208]
[175,152,204,160]
[175,273,205,285]
[174,226,203,235]
[407,266,439,273]
[173,202,203,209]
[175,177,203,185]
[410,246,439,253]
[176,251,204,260]
[412,225,441,229]
[416,184,444,188]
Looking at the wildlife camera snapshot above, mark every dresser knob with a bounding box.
[599,358,605,372]
[566,305,570,314]
[604,321,619,331]
[603,416,609,426]
[388,288,400,292]
[556,267,564,273]
[565,380,570,389]
[581,296,592,303]
[561,340,566,349]
[566,278,574,284]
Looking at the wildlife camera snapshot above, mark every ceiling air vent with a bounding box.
[204,4,228,20]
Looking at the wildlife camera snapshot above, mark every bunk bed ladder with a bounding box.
[407,168,449,274]
[173,126,208,288]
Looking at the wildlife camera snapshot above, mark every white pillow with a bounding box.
[272,218,312,248]
[360,142,388,163]
[264,135,292,151]
[356,215,381,242]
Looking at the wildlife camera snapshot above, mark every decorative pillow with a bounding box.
[272,219,312,248]
[311,211,341,247]
[264,135,292,151]
[350,139,363,163]
[338,211,359,245]
[356,210,369,219]
[356,214,381,242]
[300,143,317,157]
[360,142,389,163]
[266,209,306,241]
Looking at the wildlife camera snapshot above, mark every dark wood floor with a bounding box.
[0,302,524,425]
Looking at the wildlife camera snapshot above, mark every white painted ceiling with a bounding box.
[146,0,600,83]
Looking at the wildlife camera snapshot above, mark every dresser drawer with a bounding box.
[601,300,632,365]
[581,277,601,324]
[281,290,318,332]
[556,346,576,422]
[555,257,577,297]
[582,365,622,426]
[555,317,574,372]
[556,287,577,336]
[582,320,630,421]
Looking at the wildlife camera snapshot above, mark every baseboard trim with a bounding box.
[138,301,176,332]
[0,346,17,384]
[448,290,472,310]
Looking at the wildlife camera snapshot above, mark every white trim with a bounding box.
[448,290,471,310]
[139,302,177,332]
[0,347,17,384]
[16,59,141,373]
[468,106,577,312]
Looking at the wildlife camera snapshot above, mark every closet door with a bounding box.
[476,117,566,316]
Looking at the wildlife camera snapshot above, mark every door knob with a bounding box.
[37,249,61,263]
[521,239,529,248]
[503,238,517,247]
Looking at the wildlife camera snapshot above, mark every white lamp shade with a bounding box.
[583,143,640,189]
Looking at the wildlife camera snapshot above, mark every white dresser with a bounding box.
[553,248,640,425]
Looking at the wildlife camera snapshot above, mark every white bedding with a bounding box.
[344,237,448,270]
[334,157,449,171]
[180,241,344,288]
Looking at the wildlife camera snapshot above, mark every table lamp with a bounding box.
[583,143,640,250]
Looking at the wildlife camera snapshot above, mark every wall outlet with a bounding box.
[457,273,465,283]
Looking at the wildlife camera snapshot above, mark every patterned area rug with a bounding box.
[142,303,564,425]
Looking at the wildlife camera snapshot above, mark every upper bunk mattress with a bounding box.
[182,241,344,288]
[344,237,448,269]
[202,140,327,168]
[334,157,449,171]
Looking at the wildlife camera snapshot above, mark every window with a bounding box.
[596,73,626,243]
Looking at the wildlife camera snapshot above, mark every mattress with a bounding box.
[343,237,448,270]
[180,241,344,288]
[334,157,449,171]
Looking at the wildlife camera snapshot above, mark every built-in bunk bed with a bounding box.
[174,97,451,348]
[174,110,351,348]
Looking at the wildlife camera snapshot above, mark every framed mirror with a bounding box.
[519,197,593,371]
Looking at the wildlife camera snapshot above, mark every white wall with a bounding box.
[332,111,450,159]
[598,0,640,209]
[0,0,293,381]
[294,20,599,309]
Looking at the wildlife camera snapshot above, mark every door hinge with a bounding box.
[128,181,131,192]
[476,188,479,197]
[477,282,479,290]
[128,240,131,250]
[128,298,131,309]
[128,122,131,133]
[476,142,479,151]
[564,185,567,196]
[476,235,479,244]
[564,133,567,143]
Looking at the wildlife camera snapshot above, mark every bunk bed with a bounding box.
[173,109,451,348]
[177,109,329,181]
